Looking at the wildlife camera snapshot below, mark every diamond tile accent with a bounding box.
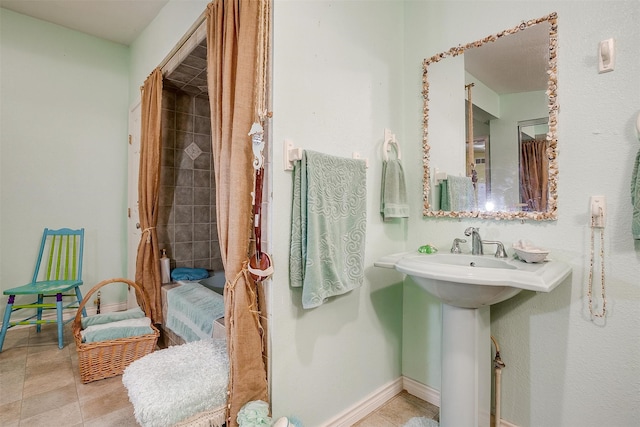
[184,142,203,160]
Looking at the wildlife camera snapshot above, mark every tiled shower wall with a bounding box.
[157,87,223,272]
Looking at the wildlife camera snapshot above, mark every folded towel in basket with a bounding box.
[81,317,153,343]
[81,307,145,329]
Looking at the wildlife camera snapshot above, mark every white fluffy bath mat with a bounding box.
[122,338,228,427]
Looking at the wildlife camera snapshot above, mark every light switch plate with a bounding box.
[598,38,615,73]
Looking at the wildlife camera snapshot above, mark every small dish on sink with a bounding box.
[513,240,549,263]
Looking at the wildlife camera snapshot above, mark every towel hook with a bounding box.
[383,128,402,161]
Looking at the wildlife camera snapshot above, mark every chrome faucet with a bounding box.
[463,227,508,258]
[482,241,508,258]
[464,227,483,255]
[450,238,466,254]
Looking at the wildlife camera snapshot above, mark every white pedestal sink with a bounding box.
[375,252,572,427]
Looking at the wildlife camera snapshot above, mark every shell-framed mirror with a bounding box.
[422,13,558,220]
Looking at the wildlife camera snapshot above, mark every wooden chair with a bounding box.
[0,228,87,351]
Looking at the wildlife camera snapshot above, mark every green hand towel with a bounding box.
[290,150,367,309]
[632,148,640,239]
[380,159,409,221]
[439,180,450,211]
[447,175,475,211]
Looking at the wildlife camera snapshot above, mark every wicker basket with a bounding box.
[73,278,159,384]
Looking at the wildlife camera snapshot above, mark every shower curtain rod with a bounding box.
[158,10,207,74]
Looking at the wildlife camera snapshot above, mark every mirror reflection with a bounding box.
[422,13,558,220]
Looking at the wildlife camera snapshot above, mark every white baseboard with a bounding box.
[321,375,518,427]
[322,377,404,427]
[402,376,441,407]
[495,418,518,427]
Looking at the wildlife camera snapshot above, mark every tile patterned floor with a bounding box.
[0,323,138,427]
[353,390,439,427]
[0,324,439,426]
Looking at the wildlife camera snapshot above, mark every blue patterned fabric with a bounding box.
[290,150,367,309]
[166,283,224,342]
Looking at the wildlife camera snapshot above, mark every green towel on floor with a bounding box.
[380,159,409,221]
[290,150,367,309]
[632,148,640,239]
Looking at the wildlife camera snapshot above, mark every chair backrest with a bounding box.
[31,228,85,283]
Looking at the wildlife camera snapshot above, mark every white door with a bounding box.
[127,99,142,308]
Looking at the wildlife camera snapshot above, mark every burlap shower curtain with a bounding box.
[135,68,163,324]
[520,139,549,211]
[206,1,269,425]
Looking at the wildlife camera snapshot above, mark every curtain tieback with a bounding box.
[141,226,156,243]
[226,260,265,348]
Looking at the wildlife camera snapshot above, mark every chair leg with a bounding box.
[0,295,15,353]
[36,294,43,333]
[74,286,87,317]
[56,293,64,349]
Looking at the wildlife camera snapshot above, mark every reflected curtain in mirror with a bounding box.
[519,139,548,211]
[135,68,163,324]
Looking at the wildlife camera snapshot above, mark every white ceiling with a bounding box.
[0,0,169,46]
[1,1,547,95]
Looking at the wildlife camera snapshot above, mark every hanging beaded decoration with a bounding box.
[587,213,606,318]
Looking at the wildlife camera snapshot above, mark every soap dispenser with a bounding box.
[160,249,171,284]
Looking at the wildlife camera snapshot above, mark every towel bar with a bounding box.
[283,140,368,170]
[283,139,303,171]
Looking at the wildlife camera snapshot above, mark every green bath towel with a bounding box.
[632,148,640,239]
[290,150,367,309]
[380,159,409,221]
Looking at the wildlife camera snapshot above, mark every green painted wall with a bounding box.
[271,1,406,424]
[403,1,640,426]
[0,8,130,312]
[2,2,639,426]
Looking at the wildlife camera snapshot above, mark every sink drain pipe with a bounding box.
[491,335,506,427]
